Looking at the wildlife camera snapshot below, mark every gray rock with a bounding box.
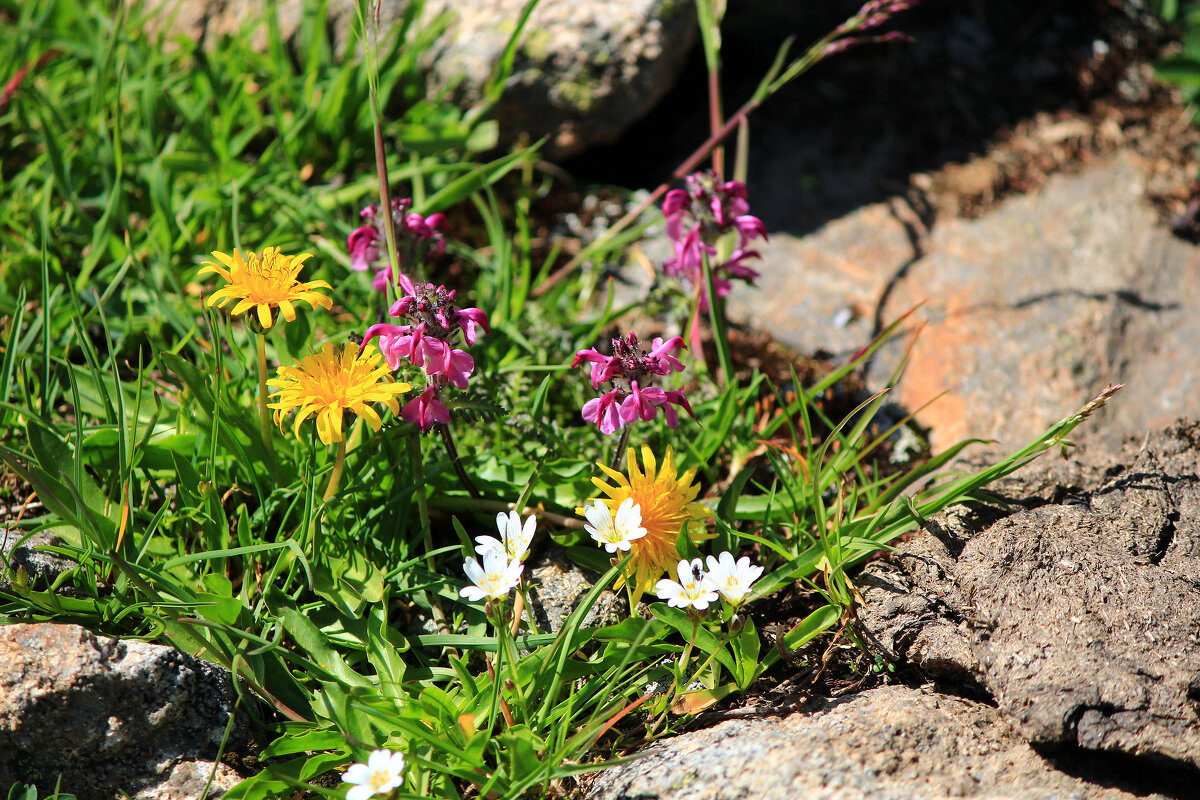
[0,623,247,800]
[726,153,1200,455]
[131,0,696,160]
[421,0,697,159]
[527,547,625,633]
[0,530,74,589]
[859,421,1200,769]
[586,685,1169,800]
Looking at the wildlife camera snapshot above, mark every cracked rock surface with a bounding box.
[859,420,1200,769]
[586,685,1172,800]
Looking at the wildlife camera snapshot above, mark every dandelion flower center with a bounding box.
[200,246,332,330]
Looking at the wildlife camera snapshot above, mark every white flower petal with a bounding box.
[655,578,684,603]
[475,535,505,557]
[460,585,486,602]
[463,556,485,584]
[366,749,393,770]
[346,784,376,800]
[342,763,371,784]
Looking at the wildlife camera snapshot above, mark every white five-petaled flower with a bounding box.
[704,550,764,606]
[654,558,719,611]
[475,510,536,561]
[341,748,406,800]
[584,497,648,553]
[460,547,524,602]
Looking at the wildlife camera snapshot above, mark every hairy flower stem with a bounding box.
[677,617,699,691]
[321,439,346,502]
[407,433,451,634]
[681,624,737,691]
[439,421,481,499]
[255,334,278,478]
[608,425,632,472]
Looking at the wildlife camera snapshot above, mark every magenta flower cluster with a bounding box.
[362,272,489,430]
[661,171,767,311]
[571,332,693,435]
[347,198,447,292]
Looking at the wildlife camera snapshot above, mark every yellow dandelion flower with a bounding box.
[200,247,332,330]
[578,445,713,600]
[268,343,411,446]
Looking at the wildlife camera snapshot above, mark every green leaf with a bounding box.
[194,592,244,626]
[729,617,760,690]
[269,591,371,688]
[496,724,546,780]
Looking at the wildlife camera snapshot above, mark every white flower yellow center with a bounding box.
[369,770,392,790]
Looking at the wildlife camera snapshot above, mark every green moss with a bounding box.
[522,28,553,61]
[658,0,692,22]
[557,79,599,113]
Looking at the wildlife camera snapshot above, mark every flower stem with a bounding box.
[321,439,346,502]
[486,604,516,729]
[439,421,481,499]
[256,334,278,478]
[706,44,724,179]
[651,615,701,730]
[701,250,735,388]
[671,616,700,703]
[608,425,631,472]
[407,432,451,634]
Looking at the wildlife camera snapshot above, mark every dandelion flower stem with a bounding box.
[256,334,278,477]
[322,439,347,502]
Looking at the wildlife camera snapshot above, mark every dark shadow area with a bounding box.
[1035,743,1200,800]
[563,0,1165,236]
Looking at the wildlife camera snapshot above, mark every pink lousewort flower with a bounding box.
[347,224,379,273]
[345,199,447,291]
[403,386,450,429]
[572,332,694,435]
[361,271,489,431]
[661,171,767,310]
